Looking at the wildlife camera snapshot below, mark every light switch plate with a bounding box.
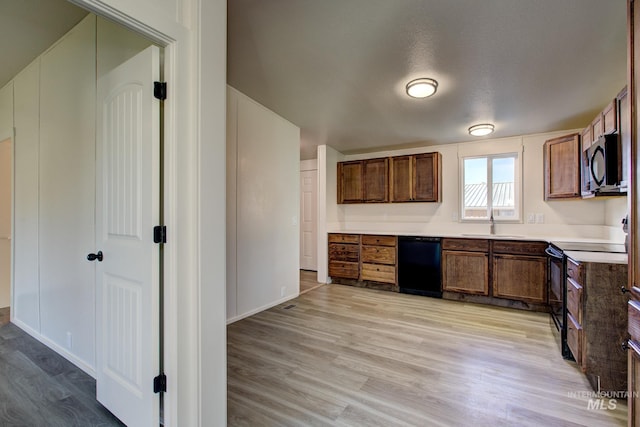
[536,213,544,224]
[527,213,535,224]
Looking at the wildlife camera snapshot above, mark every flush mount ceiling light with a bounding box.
[406,78,438,98]
[468,123,495,137]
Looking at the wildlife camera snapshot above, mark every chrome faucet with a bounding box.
[489,211,495,235]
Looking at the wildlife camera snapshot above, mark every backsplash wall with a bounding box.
[324,129,626,242]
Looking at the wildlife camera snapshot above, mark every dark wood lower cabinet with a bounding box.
[492,254,547,303]
[629,340,640,426]
[442,251,489,295]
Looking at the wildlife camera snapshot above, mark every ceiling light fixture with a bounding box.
[406,78,438,98]
[468,123,495,137]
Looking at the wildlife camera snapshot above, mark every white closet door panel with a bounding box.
[39,16,96,367]
[13,60,41,330]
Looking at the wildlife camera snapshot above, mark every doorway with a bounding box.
[300,159,322,294]
[0,137,11,324]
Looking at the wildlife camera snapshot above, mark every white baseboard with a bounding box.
[226,293,300,325]
[10,318,96,378]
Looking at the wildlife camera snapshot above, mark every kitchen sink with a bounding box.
[461,233,525,239]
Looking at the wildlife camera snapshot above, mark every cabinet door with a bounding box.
[544,133,581,200]
[629,342,640,427]
[363,158,389,202]
[492,254,547,303]
[442,251,489,295]
[603,99,617,135]
[591,114,604,141]
[414,153,441,202]
[581,126,593,149]
[390,155,412,202]
[338,161,363,203]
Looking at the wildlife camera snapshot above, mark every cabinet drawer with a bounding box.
[361,235,396,246]
[328,233,360,244]
[566,278,583,324]
[629,300,640,343]
[567,313,584,369]
[361,263,396,284]
[361,245,396,264]
[329,261,359,280]
[492,240,547,256]
[442,238,489,252]
[329,243,359,262]
[566,258,584,285]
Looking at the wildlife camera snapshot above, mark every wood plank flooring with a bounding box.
[0,314,124,426]
[227,284,627,426]
[300,270,324,295]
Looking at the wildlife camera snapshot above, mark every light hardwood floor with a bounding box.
[300,270,324,295]
[227,284,627,426]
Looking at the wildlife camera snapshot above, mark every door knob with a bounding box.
[87,251,103,262]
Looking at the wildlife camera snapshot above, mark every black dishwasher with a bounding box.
[398,236,442,298]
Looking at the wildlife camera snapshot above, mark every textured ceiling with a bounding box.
[0,0,88,89]
[228,0,628,160]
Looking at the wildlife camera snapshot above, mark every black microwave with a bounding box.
[581,134,623,195]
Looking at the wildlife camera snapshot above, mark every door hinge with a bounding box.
[153,374,167,393]
[154,225,167,244]
[154,81,167,100]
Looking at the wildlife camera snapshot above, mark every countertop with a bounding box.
[564,250,629,265]
[327,229,620,244]
[328,229,628,264]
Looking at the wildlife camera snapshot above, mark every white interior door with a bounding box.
[300,169,317,271]
[95,45,160,427]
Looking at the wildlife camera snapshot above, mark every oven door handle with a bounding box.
[545,247,564,259]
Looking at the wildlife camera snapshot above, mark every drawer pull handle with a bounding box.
[622,286,631,294]
[622,340,630,351]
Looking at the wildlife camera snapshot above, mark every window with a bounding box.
[461,153,520,221]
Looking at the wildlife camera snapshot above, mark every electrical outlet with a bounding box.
[292,216,298,226]
[280,286,286,297]
[527,213,535,224]
[536,213,544,224]
[66,332,73,349]
[452,212,458,221]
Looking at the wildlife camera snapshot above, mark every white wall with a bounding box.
[38,14,96,371]
[13,61,40,331]
[0,83,12,309]
[325,130,627,241]
[0,138,10,309]
[226,86,300,322]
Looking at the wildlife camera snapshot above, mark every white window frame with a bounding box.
[459,151,522,223]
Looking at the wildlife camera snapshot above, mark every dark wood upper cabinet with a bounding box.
[363,158,389,202]
[389,155,412,202]
[602,99,618,135]
[339,152,440,204]
[414,153,441,202]
[389,152,441,202]
[543,133,581,200]
[337,160,363,203]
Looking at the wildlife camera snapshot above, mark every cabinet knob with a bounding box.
[622,286,631,294]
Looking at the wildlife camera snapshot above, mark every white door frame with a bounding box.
[69,1,225,426]
[300,159,318,272]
